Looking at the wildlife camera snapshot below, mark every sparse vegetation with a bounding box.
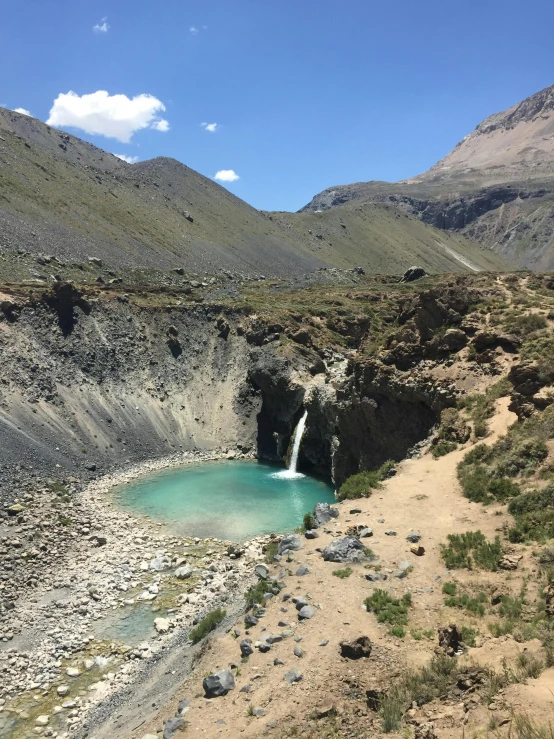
[364,590,412,634]
[441,530,502,571]
[443,590,487,616]
[264,540,279,563]
[337,460,395,500]
[189,608,226,644]
[442,582,457,596]
[245,580,280,609]
[332,567,352,579]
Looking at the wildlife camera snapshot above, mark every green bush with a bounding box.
[189,608,226,644]
[432,440,458,458]
[245,580,281,609]
[332,567,353,579]
[444,591,487,616]
[337,460,395,500]
[441,531,502,571]
[461,626,478,647]
[442,582,457,596]
[508,484,554,542]
[364,589,411,634]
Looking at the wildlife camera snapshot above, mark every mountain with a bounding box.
[0,107,506,278]
[301,84,554,270]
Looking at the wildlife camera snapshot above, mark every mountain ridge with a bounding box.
[301,84,554,269]
[0,107,505,277]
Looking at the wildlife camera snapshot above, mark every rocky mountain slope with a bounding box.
[301,84,554,270]
[0,107,505,277]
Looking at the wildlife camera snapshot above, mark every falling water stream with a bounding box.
[271,410,308,480]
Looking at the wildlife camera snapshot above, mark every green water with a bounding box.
[115,460,335,541]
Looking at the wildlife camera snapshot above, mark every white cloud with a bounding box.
[46,90,169,143]
[13,107,31,116]
[113,153,139,164]
[201,122,218,133]
[93,17,109,32]
[151,118,170,132]
[214,169,239,182]
[189,26,198,34]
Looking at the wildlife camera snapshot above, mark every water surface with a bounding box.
[114,460,334,541]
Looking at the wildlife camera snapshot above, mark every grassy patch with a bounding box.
[364,589,411,634]
[508,483,554,542]
[332,567,353,579]
[461,626,478,647]
[189,608,226,644]
[443,591,487,616]
[441,531,502,571]
[337,460,395,500]
[264,540,278,563]
[442,582,457,596]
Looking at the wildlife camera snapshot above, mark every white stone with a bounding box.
[154,617,170,634]
[56,685,69,696]
[36,715,49,726]
[66,667,80,677]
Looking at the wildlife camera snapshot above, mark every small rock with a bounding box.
[304,530,319,539]
[295,565,310,576]
[294,646,304,658]
[252,707,265,717]
[298,605,314,620]
[411,545,425,556]
[319,639,329,646]
[407,532,421,543]
[254,564,269,580]
[65,667,80,678]
[35,716,49,727]
[385,530,397,536]
[359,528,373,538]
[56,685,69,697]
[174,564,193,579]
[284,669,303,684]
[349,508,362,514]
[240,639,254,656]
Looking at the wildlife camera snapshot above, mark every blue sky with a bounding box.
[1,0,553,211]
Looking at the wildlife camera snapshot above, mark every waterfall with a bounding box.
[288,410,308,474]
[271,410,308,480]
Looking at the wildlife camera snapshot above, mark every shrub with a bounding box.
[301,512,315,532]
[364,589,411,633]
[444,591,487,617]
[245,580,281,609]
[337,460,395,500]
[264,540,278,563]
[332,567,353,579]
[379,689,403,733]
[461,626,478,647]
[441,531,501,571]
[432,440,458,458]
[189,608,226,644]
[442,582,457,596]
[508,484,554,542]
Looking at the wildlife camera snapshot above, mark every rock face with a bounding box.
[203,669,235,697]
[322,537,365,563]
[340,636,372,659]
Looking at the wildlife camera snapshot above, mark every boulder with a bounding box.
[322,537,365,563]
[203,669,235,698]
[175,564,193,579]
[400,266,427,283]
[254,564,269,580]
[278,534,303,556]
[340,636,372,659]
[163,716,185,739]
[313,502,339,528]
[154,617,170,634]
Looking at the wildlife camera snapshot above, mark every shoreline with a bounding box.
[0,447,270,738]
